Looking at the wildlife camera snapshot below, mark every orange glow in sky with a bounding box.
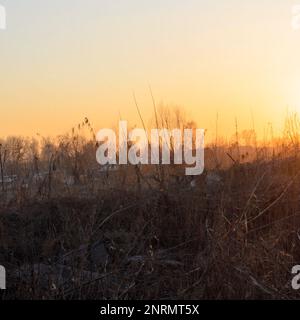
[1,0,300,140]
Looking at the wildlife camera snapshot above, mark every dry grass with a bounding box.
[1,114,300,300]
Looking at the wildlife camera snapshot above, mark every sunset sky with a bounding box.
[1,0,300,140]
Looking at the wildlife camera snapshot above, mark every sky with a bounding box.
[1,0,300,140]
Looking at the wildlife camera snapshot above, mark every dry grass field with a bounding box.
[1,114,300,300]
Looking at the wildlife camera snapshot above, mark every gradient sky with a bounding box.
[1,0,300,139]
